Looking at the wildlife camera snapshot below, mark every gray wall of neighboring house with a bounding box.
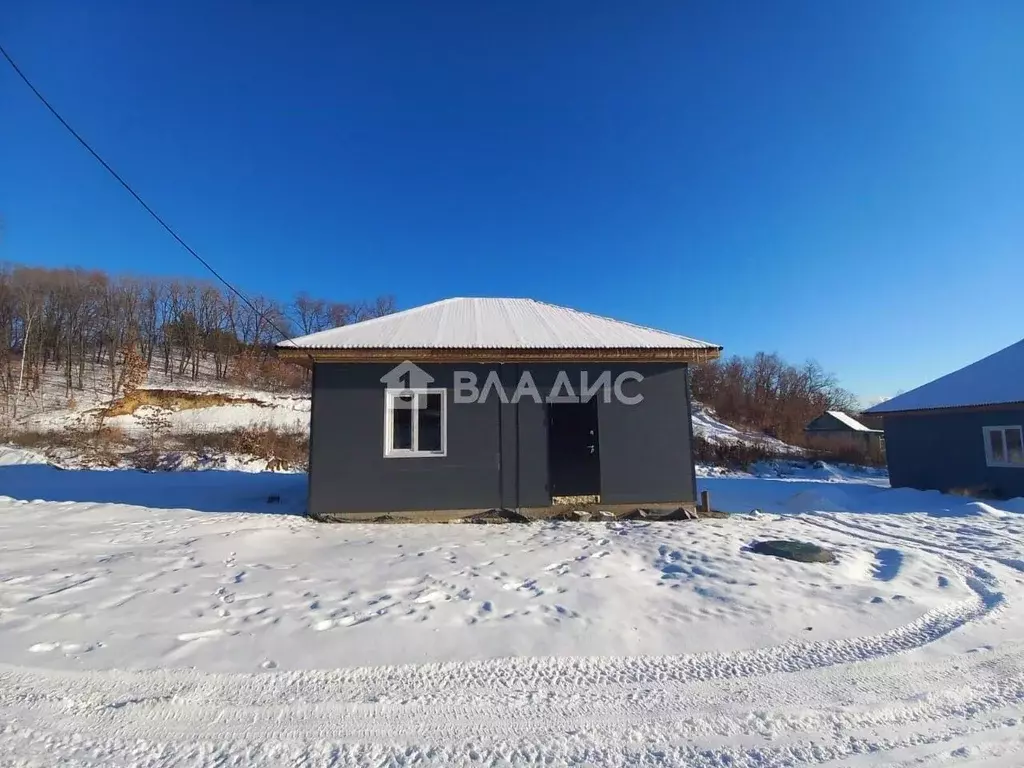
[883,407,1024,498]
[307,362,695,516]
[804,430,882,452]
[804,413,884,456]
[805,413,853,432]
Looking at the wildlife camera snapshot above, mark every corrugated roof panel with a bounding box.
[278,297,720,351]
[867,337,1024,413]
[825,411,873,432]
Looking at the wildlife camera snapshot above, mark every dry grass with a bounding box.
[692,435,787,469]
[804,443,886,468]
[103,389,265,417]
[5,425,130,467]
[800,434,886,467]
[693,434,885,471]
[230,354,309,392]
[166,425,308,470]
[3,421,308,471]
[6,425,127,450]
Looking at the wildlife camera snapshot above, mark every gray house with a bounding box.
[277,297,721,520]
[866,338,1024,499]
[804,411,884,458]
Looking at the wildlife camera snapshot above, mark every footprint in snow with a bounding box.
[177,629,237,642]
[60,643,95,653]
[414,590,450,604]
[316,615,361,631]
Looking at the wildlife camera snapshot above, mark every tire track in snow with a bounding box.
[0,576,994,715]
[801,514,1007,617]
[1,515,1006,717]
[3,657,1023,767]
[3,511,1020,765]
[0,560,1008,748]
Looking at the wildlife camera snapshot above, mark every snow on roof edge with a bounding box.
[276,297,721,351]
[867,398,1024,416]
[824,411,875,432]
[865,337,1024,414]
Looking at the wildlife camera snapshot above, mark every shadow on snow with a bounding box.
[698,475,1024,518]
[1,460,1021,520]
[0,463,307,516]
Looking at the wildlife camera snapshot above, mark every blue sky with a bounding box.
[2,1,1022,404]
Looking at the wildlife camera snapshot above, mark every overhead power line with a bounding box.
[0,42,308,358]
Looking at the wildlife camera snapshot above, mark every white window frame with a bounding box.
[383,388,447,458]
[982,425,1024,468]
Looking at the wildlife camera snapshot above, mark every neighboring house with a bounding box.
[865,338,1024,499]
[276,297,721,520]
[804,410,884,457]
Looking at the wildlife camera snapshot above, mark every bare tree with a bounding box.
[690,353,857,443]
[0,260,396,416]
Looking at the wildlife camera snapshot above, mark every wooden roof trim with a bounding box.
[276,346,722,368]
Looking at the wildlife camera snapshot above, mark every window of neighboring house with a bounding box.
[384,389,446,457]
[982,425,1024,468]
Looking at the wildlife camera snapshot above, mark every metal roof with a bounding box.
[866,337,1024,414]
[278,297,720,352]
[824,411,878,432]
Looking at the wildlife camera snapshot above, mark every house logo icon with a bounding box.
[380,361,434,394]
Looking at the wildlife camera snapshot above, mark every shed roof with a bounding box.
[866,337,1024,414]
[823,410,877,432]
[277,297,721,364]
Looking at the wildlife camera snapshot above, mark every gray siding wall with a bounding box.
[883,407,1024,498]
[308,362,695,515]
[596,364,696,504]
[309,364,504,515]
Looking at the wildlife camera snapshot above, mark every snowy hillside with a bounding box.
[2,360,310,471]
[21,386,310,436]
[691,402,802,453]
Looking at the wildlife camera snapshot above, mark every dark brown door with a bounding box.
[548,401,600,497]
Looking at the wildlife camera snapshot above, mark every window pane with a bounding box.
[418,392,443,452]
[1007,428,1024,465]
[989,429,1006,463]
[391,394,414,450]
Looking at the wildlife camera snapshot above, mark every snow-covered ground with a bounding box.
[1,449,1023,766]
